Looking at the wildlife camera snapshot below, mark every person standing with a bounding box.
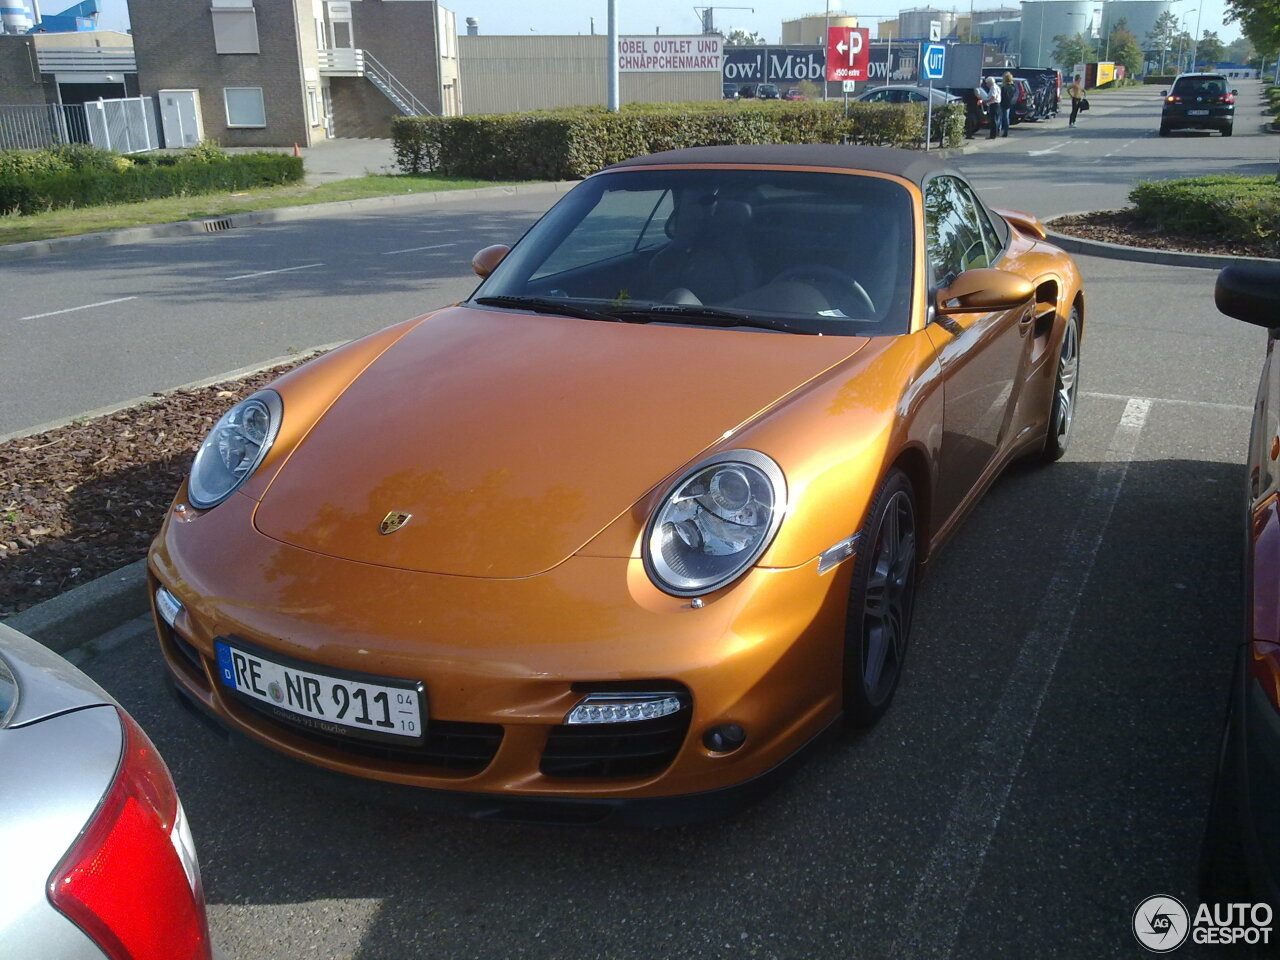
[1067,74,1084,127]
[981,76,1001,139]
[999,72,1016,136]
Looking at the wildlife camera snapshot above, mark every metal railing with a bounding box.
[0,102,90,150]
[362,50,433,116]
[316,47,433,116]
[0,97,156,153]
[35,46,136,73]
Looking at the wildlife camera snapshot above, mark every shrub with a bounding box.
[393,101,965,180]
[1130,175,1280,254]
[0,152,303,215]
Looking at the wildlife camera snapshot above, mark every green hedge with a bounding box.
[393,101,965,180]
[1130,175,1280,255]
[0,147,302,215]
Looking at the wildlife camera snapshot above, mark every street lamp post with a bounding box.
[1038,8,1083,72]
[607,0,619,112]
[1188,2,1203,72]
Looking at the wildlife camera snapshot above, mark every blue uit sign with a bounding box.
[923,43,946,81]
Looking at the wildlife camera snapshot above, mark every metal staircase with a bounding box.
[362,51,433,117]
[316,48,434,117]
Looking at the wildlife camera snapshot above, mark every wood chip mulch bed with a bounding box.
[0,358,312,618]
[1048,209,1275,260]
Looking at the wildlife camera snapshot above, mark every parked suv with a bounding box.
[1160,73,1236,136]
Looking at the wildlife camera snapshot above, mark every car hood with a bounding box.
[254,305,869,578]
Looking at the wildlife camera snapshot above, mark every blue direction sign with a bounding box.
[923,43,946,81]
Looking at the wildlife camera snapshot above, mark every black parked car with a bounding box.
[722,83,740,100]
[757,83,781,100]
[982,67,1059,120]
[1160,72,1236,136]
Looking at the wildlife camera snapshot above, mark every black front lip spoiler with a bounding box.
[167,671,835,828]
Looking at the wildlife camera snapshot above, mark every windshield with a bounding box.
[1173,76,1227,97]
[472,168,915,336]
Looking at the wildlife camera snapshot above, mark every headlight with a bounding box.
[187,390,282,510]
[643,450,786,597]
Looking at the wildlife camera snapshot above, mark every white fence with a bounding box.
[0,97,157,153]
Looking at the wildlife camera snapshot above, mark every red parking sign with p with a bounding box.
[825,27,870,82]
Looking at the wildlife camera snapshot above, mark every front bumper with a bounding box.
[149,489,852,806]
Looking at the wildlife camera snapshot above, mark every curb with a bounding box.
[1045,226,1279,270]
[0,340,349,446]
[0,180,577,263]
[4,558,149,655]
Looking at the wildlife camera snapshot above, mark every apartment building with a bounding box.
[127,0,458,148]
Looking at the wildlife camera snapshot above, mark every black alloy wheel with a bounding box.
[843,469,918,727]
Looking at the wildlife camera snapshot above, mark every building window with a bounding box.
[211,1,259,54]
[224,87,266,127]
[306,85,320,125]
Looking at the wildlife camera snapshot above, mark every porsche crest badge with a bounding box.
[380,511,412,535]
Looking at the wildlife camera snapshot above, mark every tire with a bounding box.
[842,469,918,728]
[1223,124,1234,137]
[1199,672,1253,904]
[1040,308,1080,463]
[1159,123,1171,136]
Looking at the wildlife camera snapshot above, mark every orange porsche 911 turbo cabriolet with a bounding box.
[150,145,1084,823]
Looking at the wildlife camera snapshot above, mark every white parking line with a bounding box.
[382,243,457,256]
[894,397,1153,959]
[223,263,323,281]
[20,296,138,321]
[1084,390,1251,413]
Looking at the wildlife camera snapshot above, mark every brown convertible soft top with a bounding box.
[603,144,954,187]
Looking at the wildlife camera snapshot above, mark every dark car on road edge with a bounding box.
[1160,73,1236,136]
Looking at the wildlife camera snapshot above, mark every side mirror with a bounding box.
[936,268,1034,316]
[471,244,510,279]
[1159,89,1168,97]
[1232,89,1239,95]
[1216,263,1280,329]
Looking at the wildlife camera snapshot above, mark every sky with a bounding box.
[92,0,1240,45]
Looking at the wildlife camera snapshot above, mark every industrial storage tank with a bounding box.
[1,0,33,34]
[1100,0,1171,50]
[1020,0,1094,68]
[971,7,1021,25]
[898,7,958,40]
[781,12,858,45]
[979,18,1022,50]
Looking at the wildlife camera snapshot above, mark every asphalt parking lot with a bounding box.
[7,81,1280,957]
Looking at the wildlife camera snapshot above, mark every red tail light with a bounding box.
[1222,93,1235,103]
[47,708,211,960]
[1166,95,1181,103]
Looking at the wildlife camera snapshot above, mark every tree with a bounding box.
[1197,29,1225,67]
[1223,36,1255,64]
[1145,10,1181,71]
[725,28,764,46]
[1225,0,1280,59]
[1052,32,1096,74]
[1106,18,1144,77]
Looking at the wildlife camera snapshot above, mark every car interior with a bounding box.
[505,178,914,333]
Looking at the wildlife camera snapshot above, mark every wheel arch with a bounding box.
[889,444,933,564]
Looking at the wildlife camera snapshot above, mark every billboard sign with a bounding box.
[618,35,723,72]
[866,43,920,83]
[825,26,870,82]
[722,46,826,84]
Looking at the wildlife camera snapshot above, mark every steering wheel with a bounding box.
[772,265,876,317]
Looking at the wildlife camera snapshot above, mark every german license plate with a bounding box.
[1188,109,1209,116]
[215,638,425,744]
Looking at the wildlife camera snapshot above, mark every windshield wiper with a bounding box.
[472,295,636,325]
[612,304,818,335]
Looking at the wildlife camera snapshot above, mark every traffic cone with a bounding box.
[292,143,301,157]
